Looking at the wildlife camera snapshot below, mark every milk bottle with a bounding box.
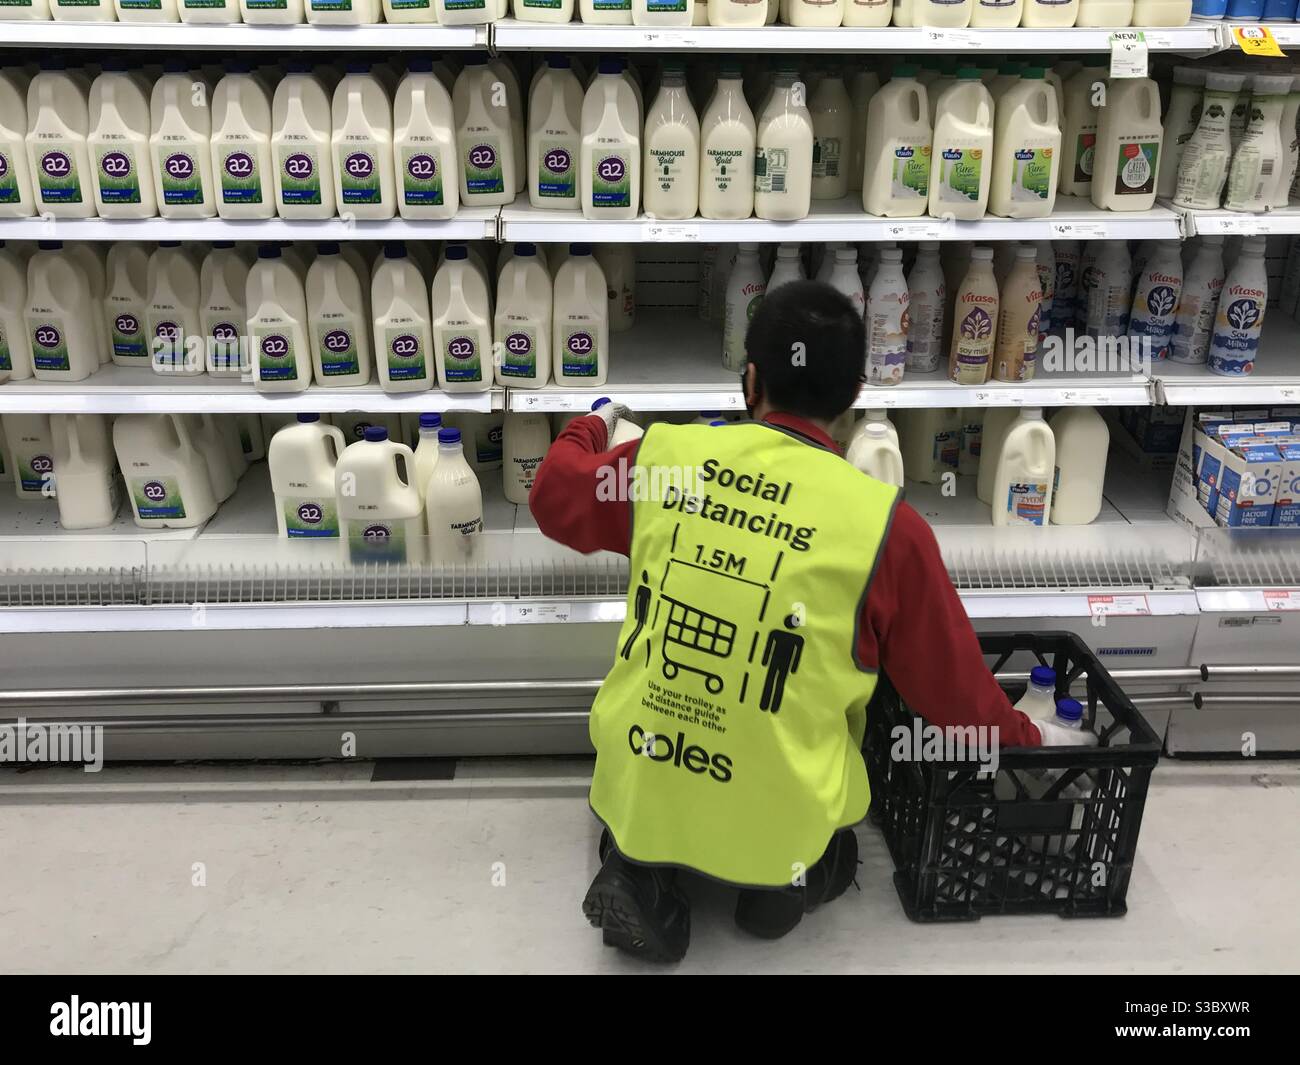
[582,0,634,20]
[307,0,378,22]
[241,0,304,20]
[268,414,345,539]
[722,243,765,371]
[847,71,879,195]
[971,0,1020,25]
[113,414,219,529]
[271,64,334,220]
[431,246,493,393]
[591,399,644,446]
[333,64,396,221]
[0,244,34,382]
[412,412,443,487]
[767,244,805,293]
[710,0,769,18]
[1133,0,1189,22]
[503,412,551,504]
[1091,78,1162,213]
[897,408,961,483]
[930,70,993,221]
[1076,0,1131,22]
[65,242,112,367]
[50,414,121,530]
[1085,241,1132,340]
[180,0,240,20]
[850,410,897,450]
[454,56,517,208]
[1021,0,1077,22]
[989,69,1060,220]
[754,68,813,222]
[913,0,972,23]
[145,243,201,377]
[393,58,459,222]
[1058,64,1105,199]
[88,61,158,219]
[1048,406,1108,526]
[106,242,152,368]
[189,413,237,502]
[553,245,610,388]
[846,422,904,487]
[371,243,433,394]
[595,244,637,334]
[1014,666,1058,720]
[3,414,55,500]
[487,58,526,199]
[26,60,95,219]
[1034,241,1054,346]
[905,242,944,374]
[949,246,998,386]
[1157,67,1206,201]
[306,244,371,387]
[335,427,425,565]
[862,69,930,219]
[334,413,403,448]
[993,245,1042,383]
[1128,240,1183,362]
[643,62,701,220]
[425,428,484,561]
[699,62,756,220]
[866,248,909,387]
[1207,237,1267,377]
[1051,241,1080,332]
[246,245,311,393]
[828,246,865,318]
[581,59,641,220]
[0,68,36,220]
[26,241,100,383]
[633,0,693,23]
[1170,237,1224,365]
[1225,76,1293,215]
[199,243,252,378]
[210,65,275,221]
[237,415,265,463]
[495,244,552,388]
[992,408,1055,527]
[1273,87,1300,210]
[529,56,583,211]
[808,72,851,202]
[151,61,216,219]
[975,406,1016,503]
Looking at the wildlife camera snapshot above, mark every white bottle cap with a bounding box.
[834,247,858,264]
[880,249,902,263]
[1021,406,1044,420]
[919,241,939,252]
[1015,244,1037,261]
[865,408,888,422]
[739,242,760,252]
[777,246,800,260]
[864,422,890,437]
[971,247,994,261]
[1206,71,1246,93]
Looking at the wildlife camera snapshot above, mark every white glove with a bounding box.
[1033,719,1100,748]
[590,397,633,446]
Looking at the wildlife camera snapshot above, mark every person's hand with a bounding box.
[590,397,634,445]
[1033,719,1100,748]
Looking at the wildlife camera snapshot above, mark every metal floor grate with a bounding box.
[944,546,1183,592]
[1199,536,1300,589]
[0,568,141,607]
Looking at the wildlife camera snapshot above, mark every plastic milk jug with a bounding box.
[930,70,993,221]
[246,245,311,393]
[595,244,637,334]
[495,244,553,388]
[866,248,909,387]
[992,408,1055,527]
[332,64,396,221]
[436,0,506,24]
[0,68,36,219]
[209,65,274,221]
[582,59,642,220]
[643,62,701,221]
[913,0,972,23]
[592,398,644,446]
[189,413,237,502]
[989,69,1060,220]
[113,414,219,529]
[843,0,889,22]
[1058,65,1105,199]
[26,241,101,382]
[307,0,379,23]
[1091,77,1162,212]
[335,426,425,565]
[754,67,813,221]
[949,246,998,386]
[1021,0,1077,22]
[1048,406,1108,525]
[241,0,304,21]
[862,67,931,218]
[846,421,905,487]
[992,245,1043,383]
[454,56,517,208]
[1014,666,1058,720]
[809,72,851,201]
[896,408,961,484]
[722,242,765,371]
[699,62,756,220]
[1157,66,1206,201]
[553,245,610,387]
[0,244,35,381]
[905,242,944,374]
[272,62,336,220]
[107,241,153,368]
[850,409,898,449]
[503,412,552,505]
[1076,0,1131,23]
[1170,236,1224,365]
[145,243,202,377]
[26,61,95,219]
[269,413,345,539]
[67,241,112,366]
[372,243,433,393]
[88,61,158,219]
[1207,237,1267,377]
[199,242,253,378]
[1128,239,1183,362]
[424,427,484,562]
[976,406,1017,504]
[50,414,122,530]
[306,243,372,387]
[180,0,240,21]
[151,62,217,219]
[4,413,57,500]
[431,245,494,393]
[529,56,584,211]
[486,57,527,195]
[394,58,459,221]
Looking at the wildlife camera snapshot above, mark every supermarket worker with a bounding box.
[530,281,1094,963]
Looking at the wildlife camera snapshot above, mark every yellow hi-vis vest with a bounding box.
[589,420,900,888]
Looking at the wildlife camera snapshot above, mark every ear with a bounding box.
[744,363,759,407]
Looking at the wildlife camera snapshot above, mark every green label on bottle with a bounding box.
[310,0,352,9]
[17,452,55,495]
[1009,146,1053,202]
[315,319,361,378]
[400,146,444,207]
[536,139,576,199]
[385,327,428,382]
[253,327,298,383]
[30,318,70,373]
[159,146,205,206]
[348,520,409,564]
[277,145,322,206]
[35,142,83,205]
[339,145,382,205]
[284,497,339,538]
[936,146,983,203]
[560,324,598,379]
[442,333,484,384]
[218,146,264,205]
[110,307,148,360]
[464,137,504,196]
[498,325,537,379]
[132,476,186,521]
[1073,132,1095,182]
[0,150,20,204]
[118,0,161,8]
[890,144,930,200]
[591,151,631,209]
[94,145,142,205]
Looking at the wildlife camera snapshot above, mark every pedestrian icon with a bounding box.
[760,614,804,714]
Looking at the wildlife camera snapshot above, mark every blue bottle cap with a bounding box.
[212,240,236,250]
[515,242,537,257]
[570,243,593,256]
[446,245,469,261]
[1030,666,1056,688]
[701,411,721,418]
[419,413,443,429]
[464,54,489,67]
[258,244,282,259]
[407,56,434,74]
[159,240,182,248]
[297,414,321,423]
[317,242,340,255]
[591,398,612,410]
[598,58,623,75]
[1055,698,1084,723]
[709,420,728,427]
[384,242,407,259]
[38,240,62,250]
[363,426,389,442]
[548,55,572,69]
[438,428,462,445]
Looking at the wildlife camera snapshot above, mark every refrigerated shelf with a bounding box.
[0,21,488,51]
[1151,314,1300,406]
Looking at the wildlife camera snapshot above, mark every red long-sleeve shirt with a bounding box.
[530,410,1041,747]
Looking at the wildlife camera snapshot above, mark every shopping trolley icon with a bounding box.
[660,596,736,695]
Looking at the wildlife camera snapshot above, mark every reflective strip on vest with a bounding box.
[589,421,899,888]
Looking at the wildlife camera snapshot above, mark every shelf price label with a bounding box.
[973,390,1024,405]
[510,602,573,624]
[1050,220,1107,239]
[1059,389,1113,405]
[641,31,697,48]
[1109,31,1149,79]
[642,221,701,242]
[1263,589,1300,611]
[1234,26,1286,58]
[1088,594,1152,617]
[923,28,980,48]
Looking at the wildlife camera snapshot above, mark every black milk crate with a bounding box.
[863,631,1161,922]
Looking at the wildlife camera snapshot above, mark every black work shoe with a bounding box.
[582,853,690,963]
[598,828,612,863]
[734,885,805,940]
[805,829,859,911]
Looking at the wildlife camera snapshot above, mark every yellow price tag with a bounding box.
[1234,26,1286,57]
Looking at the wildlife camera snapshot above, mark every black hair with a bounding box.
[743,280,865,422]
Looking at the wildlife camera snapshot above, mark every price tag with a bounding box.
[1263,589,1300,611]
[518,393,550,411]
[510,602,572,624]
[1059,389,1112,405]
[1088,594,1152,617]
[1051,220,1108,239]
[1109,31,1149,79]
[1234,26,1286,58]
[1277,387,1299,400]
[642,222,701,242]
[972,390,1024,405]
[642,31,696,48]
[923,28,980,48]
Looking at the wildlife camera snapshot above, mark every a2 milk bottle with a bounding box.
[88,59,158,219]
[269,413,346,540]
[27,59,96,220]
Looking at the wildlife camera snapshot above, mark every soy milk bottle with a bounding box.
[992,245,1042,383]
[26,240,101,382]
[372,243,433,393]
[722,242,766,371]
[425,428,485,562]
[1207,237,1267,377]
[88,60,158,219]
[246,245,311,393]
[699,61,756,220]
[26,60,95,219]
[1170,236,1224,365]
[431,245,494,392]
[949,246,998,386]
[211,64,275,220]
[553,244,610,387]
[989,69,1060,220]
[151,61,217,219]
[529,56,583,211]
[643,62,701,220]
[454,55,517,208]
[269,414,346,539]
[862,66,931,218]
[106,242,152,368]
[1127,239,1183,362]
[335,426,425,566]
[333,64,396,220]
[306,243,372,386]
[0,68,36,219]
[581,58,641,220]
[866,248,909,387]
[495,244,553,388]
[754,67,813,221]
[113,414,219,530]
[200,242,253,378]
[930,69,993,221]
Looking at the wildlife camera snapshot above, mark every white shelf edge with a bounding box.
[0,21,487,50]
[0,212,499,242]
[1154,379,1300,406]
[0,601,470,634]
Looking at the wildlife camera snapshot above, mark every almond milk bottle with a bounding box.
[88,61,158,219]
[949,246,998,386]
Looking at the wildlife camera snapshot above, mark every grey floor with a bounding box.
[0,757,1295,974]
